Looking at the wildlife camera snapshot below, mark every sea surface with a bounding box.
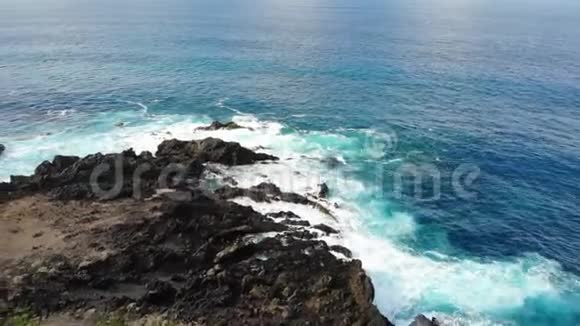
[1,0,580,324]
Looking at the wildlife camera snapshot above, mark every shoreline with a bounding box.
[0,122,438,325]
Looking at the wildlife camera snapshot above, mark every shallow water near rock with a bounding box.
[1,0,580,324]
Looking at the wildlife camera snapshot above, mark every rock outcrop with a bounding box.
[0,138,393,326]
[215,182,312,205]
[2,138,277,202]
[156,138,277,166]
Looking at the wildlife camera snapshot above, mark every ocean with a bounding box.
[1,0,580,324]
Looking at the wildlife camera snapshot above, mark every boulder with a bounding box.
[318,182,330,198]
[197,121,245,131]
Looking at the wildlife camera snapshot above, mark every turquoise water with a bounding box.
[1,0,580,324]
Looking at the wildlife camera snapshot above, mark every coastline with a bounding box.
[1,122,440,325]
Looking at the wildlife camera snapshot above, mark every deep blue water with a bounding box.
[1,0,580,324]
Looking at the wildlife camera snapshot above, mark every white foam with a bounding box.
[126,100,149,115]
[181,115,576,325]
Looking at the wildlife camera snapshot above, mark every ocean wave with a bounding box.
[216,97,248,116]
[46,109,77,117]
[125,100,150,116]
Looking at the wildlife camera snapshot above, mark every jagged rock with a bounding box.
[52,155,80,171]
[143,281,176,306]
[313,224,339,235]
[197,121,246,131]
[216,182,313,206]
[330,245,353,258]
[282,219,310,227]
[4,139,278,201]
[267,211,302,219]
[156,138,278,165]
[0,137,392,325]
[318,182,330,198]
[410,314,440,326]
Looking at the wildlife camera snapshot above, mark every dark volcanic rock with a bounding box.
[216,182,313,205]
[14,149,163,200]
[313,223,339,235]
[0,137,394,325]
[3,138,277,201]
[410,314,441,326]
[330,245,353,258]
[322,156,344,169]
[156,137,278,165]
[197,121,247,131]
[267,211,302,219]
[282,219,311,227]
[3,193,391,325]
[318,182,330,198]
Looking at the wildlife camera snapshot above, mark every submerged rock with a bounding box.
[197,120,246,131]
[322,156,344,169]
[0,143,5,156]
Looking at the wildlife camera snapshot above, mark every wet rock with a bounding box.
[282,219,310,227]
[313,224,339,235]
[330,245,353,258]
[156,138,278,166]
[216,182,313,206]
[322,156,344,169]
[197,121,246,131]
[410,314,440,326]
[267,211,302,219]
[318,182,330,198]
[4,138,276,200]
[0,144,5,156]
[1,137,391,326]
[52,155,80,171]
